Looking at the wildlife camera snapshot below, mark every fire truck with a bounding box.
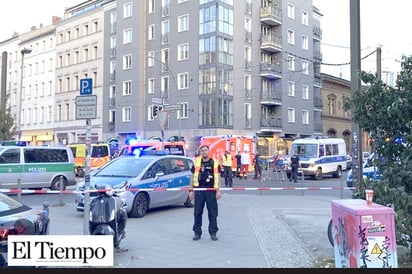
[187,134,256,174]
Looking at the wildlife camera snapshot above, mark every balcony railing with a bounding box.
[260,117,282,129]
[260,34,282,52]
[260,6,282,26]
[261,89,282,105]
[260,62,282,79]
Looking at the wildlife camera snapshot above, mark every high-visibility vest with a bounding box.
[193,157,219,188]
[222,154,232,167]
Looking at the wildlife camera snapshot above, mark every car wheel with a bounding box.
[333,167,342,178]
[184,194,194,207]
[314,169,322,180]
[130,192,149,218]
[51,176,67,190]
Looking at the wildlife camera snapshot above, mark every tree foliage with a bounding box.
[343,56,412,248]
[0,96,17,141]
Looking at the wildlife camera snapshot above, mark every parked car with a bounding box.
[346,153,381,187]
[0,193,50,267]
[75,153,195,218]
[346,155,352,170]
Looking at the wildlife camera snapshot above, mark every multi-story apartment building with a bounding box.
[0,0,325,157]
[0,18,61,146]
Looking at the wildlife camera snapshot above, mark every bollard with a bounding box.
[17,178,21,201]
[59,175,65,206]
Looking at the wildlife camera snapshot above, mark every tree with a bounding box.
[0,96,17,141]
[344,55,412,249]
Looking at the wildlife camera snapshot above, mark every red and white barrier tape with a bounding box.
[0,186,356,195]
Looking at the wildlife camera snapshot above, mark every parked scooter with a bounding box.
[89,184,127,249]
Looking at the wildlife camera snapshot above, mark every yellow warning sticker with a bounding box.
[371,243,383,255]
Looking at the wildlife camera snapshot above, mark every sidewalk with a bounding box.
[48,193,336,268]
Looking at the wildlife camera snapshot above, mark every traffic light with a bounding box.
[152,105,159,117]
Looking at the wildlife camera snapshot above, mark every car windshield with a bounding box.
[0,193,24,213]
[93,157,153,178]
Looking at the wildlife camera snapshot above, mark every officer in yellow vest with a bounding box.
[189,144,221,241]
[222,150,233,187]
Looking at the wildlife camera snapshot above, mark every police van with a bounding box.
[285,137,347,180]
[0,145,76,190]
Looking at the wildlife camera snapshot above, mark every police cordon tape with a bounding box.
[0,186,357,195]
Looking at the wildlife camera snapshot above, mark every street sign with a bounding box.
[76,95,97,119]
[151,97,163,104]
[80,78,93,95]
[164,104,182,111]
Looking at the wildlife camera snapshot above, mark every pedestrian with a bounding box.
[253,151,263,179]
[240,150,251,180]
[273,154,285,181]
[222,150,233,187]
[189,144,221,241]
[235,151,242,178]
[290,150,300,183]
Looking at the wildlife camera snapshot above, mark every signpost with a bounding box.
[77,78,95,235]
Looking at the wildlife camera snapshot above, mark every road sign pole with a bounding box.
[83,119,92,235]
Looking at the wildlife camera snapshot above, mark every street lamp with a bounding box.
[17,47,32,141]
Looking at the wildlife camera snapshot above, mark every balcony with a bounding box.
[245,31,252,43]
[245,2,252,15]
[260,34,282,53]
[162,33,169,45]
[313,78,322,88]
[314,123,323,133]
[245,118,252,128]
[110,48,116,58]
[260,6,282,26]
[260,62,282,79]
[162,5,169,17]
[245,88,251,99]
[313,26,323,41]
[260,116,282,132]
[261,89,282,105]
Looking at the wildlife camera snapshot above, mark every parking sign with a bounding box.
[80,78,93,95]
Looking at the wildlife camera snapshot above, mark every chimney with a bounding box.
[52,16,62,25]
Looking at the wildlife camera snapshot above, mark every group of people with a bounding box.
[188,146,301,242]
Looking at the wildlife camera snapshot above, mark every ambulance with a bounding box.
[188,135,256,174]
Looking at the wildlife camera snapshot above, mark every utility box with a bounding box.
[331,199,398,268]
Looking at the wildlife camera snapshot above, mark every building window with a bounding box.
[161,76,169,98]
[287,29,295,45]
[288,108,295,123]
[302,110,309,124]
[302,85,309,99]
[288,55,295,71]
[177,73,188,89]
[328,95,337,115]
[123,80,132,96]
[148,24,155,40]
[178,43,189,61]
[179,102,188,119]
[302,35,308,50]
[302,11,309,26]
[148,51,155,67]
[148,78,155,94]
[123,2,132,18]
[178,14,189,32]
[245,103,251,128]
[123,54,132,70]
[162,20,169,44]
[122,107,131,122]
[148,0,155,13]
[288,4,295,19]
[123,28,132,44]
[288,81,295,96]
[302,60,309,75]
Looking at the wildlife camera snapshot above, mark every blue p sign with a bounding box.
[80,78,93,95]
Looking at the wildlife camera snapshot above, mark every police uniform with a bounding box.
[191,156,219,240]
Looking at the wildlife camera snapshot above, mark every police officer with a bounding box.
[222,150,233,187]
[290,150,300,183]
[189,145,221,241]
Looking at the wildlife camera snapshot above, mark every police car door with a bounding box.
[148,158,175,208]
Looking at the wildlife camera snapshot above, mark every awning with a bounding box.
[20,136,32,141]
[37,135,54,141]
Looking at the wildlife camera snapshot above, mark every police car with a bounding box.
[75,151,194,218]
[346,153,382,187]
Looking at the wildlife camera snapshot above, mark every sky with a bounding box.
[313,0,412,81]
[1,0,411,82]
